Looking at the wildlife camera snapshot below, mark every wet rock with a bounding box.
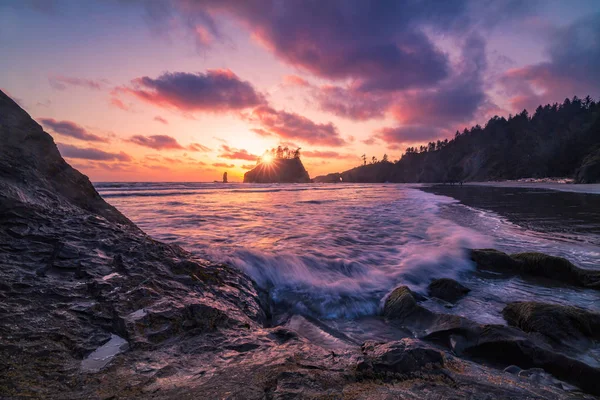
[428,278,470,303]
[471,249,600,289]
[503,301,600,344]
[426,319,600,395]
[383,286,433,320]
[358,339,446,377]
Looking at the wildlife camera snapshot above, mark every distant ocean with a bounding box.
[96,182,600,344]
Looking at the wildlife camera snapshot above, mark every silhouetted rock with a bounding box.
[428,278,470,302]
[503,301,600,344]
[243,158,310,183]
[471,249,600,289]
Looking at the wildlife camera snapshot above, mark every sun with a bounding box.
[262,153,274,164]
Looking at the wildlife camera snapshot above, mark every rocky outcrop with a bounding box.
[243,158,310,183]
[471,249,600,289]
[428,278,470,303]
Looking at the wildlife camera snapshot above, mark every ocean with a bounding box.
[96,182,600,349]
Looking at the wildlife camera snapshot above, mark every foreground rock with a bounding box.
[382,284,600,395]
[0,90,593,398]
[428,278,470,303]
[471,249,600,289]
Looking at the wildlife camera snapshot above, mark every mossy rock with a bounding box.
[503,301,600,343]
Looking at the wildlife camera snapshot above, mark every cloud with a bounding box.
[188,143,211,152]
[375,126,444,144]
[362,137,378,145]
[248,105,346,147]
[212,162,235,168]
[390,34,488,127]
[154,116,168,124]
[313,85,389,121]
[218,145,258,161]
[57,143,132,162]
[109,97,134,112]
[118,69,266,112]
[499,13,600,112]
[282,75,309,87]
[251,128,272,137]
[39,118,108,142]
[48,75,108,91]
[302,150,357,160]
[241,164,256,170]
[206,1,459,92]
[128,134,184,150]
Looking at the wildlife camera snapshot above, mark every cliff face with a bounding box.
[243,158,310,183]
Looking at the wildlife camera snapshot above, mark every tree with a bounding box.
[283,146,289,158]
[276,146,283,159]
[362,154,367,166]
[382,154,389,162]
[293,148,301,159]
[371,156,377,164]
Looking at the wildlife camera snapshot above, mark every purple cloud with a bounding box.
[128,134,184,150]
[48,75,108,91]
[120,69,266,112]
[39,118,108,142]
[219,145,258,161]
[154,116,169,124]
[57,143,132,162]
[500,13,600,112]
[249,106,346,147]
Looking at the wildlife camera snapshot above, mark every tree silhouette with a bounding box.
[362,154,367,166]
[382,154,389,163]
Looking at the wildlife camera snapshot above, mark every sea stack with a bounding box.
[243,158,310,183]
[223,171,228,183]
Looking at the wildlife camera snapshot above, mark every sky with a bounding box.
[1,0,599,182]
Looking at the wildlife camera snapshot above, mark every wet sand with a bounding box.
[466,181,600,194]
[421,184,600,244]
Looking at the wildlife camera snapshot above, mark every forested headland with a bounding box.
[315,96,600,183]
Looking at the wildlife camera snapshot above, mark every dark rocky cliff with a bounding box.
[243,158,310,183]
[0,89,595,398]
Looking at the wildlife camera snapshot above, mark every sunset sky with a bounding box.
[1,0,599,181]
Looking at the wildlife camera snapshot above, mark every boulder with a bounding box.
[503,301,600,344]
[428,278,470,302]
[383,286,432,320]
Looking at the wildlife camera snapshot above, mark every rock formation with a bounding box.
[0,89,595,398]
[243,158,310,183]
